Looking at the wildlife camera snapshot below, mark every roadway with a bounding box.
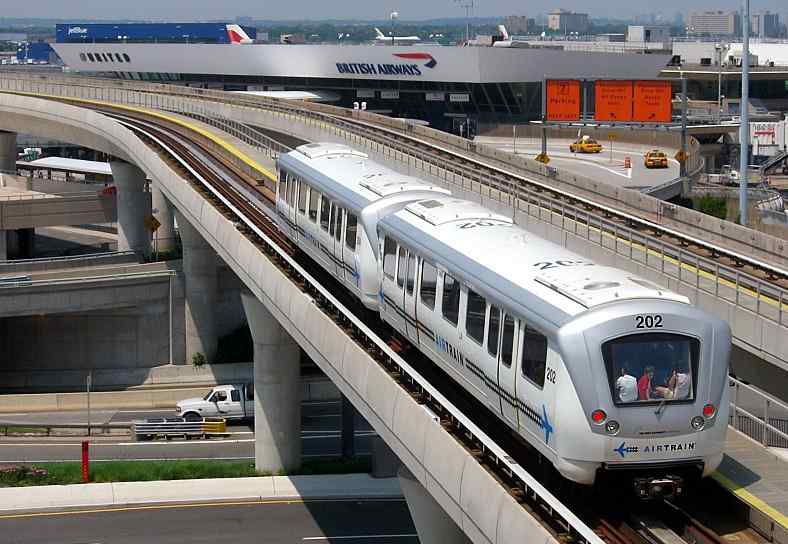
[0,498,417,544]
[475,136,680,191]
[0,401,375,463]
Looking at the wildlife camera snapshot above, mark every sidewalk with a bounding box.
[0,473,402,514]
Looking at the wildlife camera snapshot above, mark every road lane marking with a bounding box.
[0,497,406,520]
[303,535,418,541]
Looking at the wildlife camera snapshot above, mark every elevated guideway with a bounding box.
[2,83,788,544]
[0,89,597,544]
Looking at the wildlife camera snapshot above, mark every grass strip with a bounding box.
[0,457,372,487]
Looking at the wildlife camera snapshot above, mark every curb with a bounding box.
[0,474,403,515]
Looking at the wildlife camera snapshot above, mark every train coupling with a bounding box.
[634,475,684,500]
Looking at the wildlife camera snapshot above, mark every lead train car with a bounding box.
[277,143,731,498]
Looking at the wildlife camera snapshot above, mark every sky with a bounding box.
[3,0,787,22]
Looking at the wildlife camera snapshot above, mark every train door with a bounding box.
[342,212,359,293]
[287,175,298,239]
[515,324,552,447]
[295,181,309,244]
[402,251,419,343]
[331,206,344,281]
[433,269,463,376]
[380,235,403,332]
[461,286,489,399]
[496,312,519,428]
[317,195,334,274]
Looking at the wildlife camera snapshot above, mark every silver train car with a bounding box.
[276,143,731,498]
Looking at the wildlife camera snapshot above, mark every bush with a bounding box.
[191,352,207,367]
[696,195,728,220]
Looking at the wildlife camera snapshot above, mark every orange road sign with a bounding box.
[546,80,581,122]
[594,80,633,122]
[633,80,673,123]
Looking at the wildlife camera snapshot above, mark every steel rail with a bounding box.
[119,109,605,544]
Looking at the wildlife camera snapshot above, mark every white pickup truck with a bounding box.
[175,384,254,421]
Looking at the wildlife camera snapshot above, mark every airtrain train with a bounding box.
[275,142,731,498]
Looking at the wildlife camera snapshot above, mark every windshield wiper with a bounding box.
[654,398,668,416]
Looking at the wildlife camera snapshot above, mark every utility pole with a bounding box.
[680,76,688,178]
[454,0,475,44]
[739,0,750,225]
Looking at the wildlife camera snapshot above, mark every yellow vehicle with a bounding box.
[569,135,602,153]
[644,149,669,169]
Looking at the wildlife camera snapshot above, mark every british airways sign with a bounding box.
[336,53,437,77]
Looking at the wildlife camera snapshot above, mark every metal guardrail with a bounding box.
[729,376,788,448]
[0,421,128,436]
[3,73,784,342]
[0,270,174,289]
[0,190,102,201]
[131,417,227,440]
[0,250,135,266]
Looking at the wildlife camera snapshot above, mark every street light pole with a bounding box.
[739,0,750,225]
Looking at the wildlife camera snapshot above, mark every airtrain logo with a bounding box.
[335,52,437,77]
[68,27,88,35]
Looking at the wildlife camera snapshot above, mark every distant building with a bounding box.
[548,9,590,34]
[687,11,741,36]
[503,15,531,35]
[750,12,780,38]
[627,25,670,43]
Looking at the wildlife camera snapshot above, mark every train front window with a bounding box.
[602,333,699,406]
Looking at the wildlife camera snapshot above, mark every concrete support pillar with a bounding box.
[241,291,301,474]
[398,465,471,544]
[110,161,151,258]
[151,181,176,252]
[176,211,218,365]
[0,131,16,173]
[341,394,356,460]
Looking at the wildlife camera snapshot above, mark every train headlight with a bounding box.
[605,420,620,435]
[691,416,706,431]
[703,404,716,418]
[591,410,607,425]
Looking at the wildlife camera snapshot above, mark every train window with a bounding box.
[334,207,344,242]
[309,189,320,222]
[442,274,460,326]
[420,261,437,310]
[329,205,336,237]
[231,389,240,402]
[123,53,131,62]
[488,306,500,357]
[602,333,698,406]
[521,327,548,388]
[298,184,308,215]
[79,53,87,62]
[320,197,330,231]
[383,237,397,279]
[279,173,287,203]
[406,252,416,295]
[396,247,407,288]
[501,314,515,367]
[345,214,357,251]
[465,289,486,345]
[289,177,297,207]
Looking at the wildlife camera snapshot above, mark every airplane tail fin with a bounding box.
[226,24,253,44]
[498,25,510,41]
[374,28,386,39]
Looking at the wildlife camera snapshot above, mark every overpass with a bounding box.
[0,77,787,544]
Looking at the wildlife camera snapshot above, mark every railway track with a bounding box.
[11,90,770,544]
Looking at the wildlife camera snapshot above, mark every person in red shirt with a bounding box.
[638,366,655,400]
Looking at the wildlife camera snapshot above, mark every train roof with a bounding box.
[279,143,449,210]
[382,195,689,330]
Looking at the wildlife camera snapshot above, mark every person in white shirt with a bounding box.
[615,366,638,403]
[669,365,691,400]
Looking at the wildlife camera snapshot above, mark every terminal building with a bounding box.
[51,22,670,132]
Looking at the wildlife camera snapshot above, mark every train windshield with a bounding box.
[602,333,699,406]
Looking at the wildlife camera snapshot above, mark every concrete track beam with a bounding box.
[241,290,301,473]
[110,161,151,257]
[176,210,218,364]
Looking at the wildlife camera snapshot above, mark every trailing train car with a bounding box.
[276,143,731,499]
